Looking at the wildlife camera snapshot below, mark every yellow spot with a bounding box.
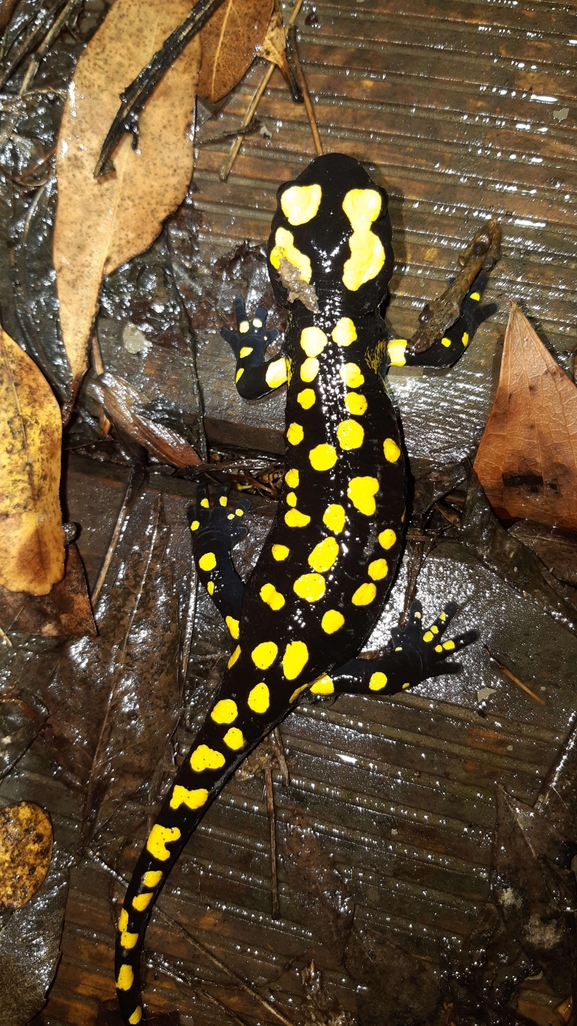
[228,645,241,668]
[251,641,278,670]
[352,583,377,606]
[440,612,447,621]
[118,909,129,933]
[211,699,238,725]
[369,671,388,691]
[281,183,322,225]
[121,931,138,950]
[190,745,226,772]
[190,519,200,531]
[225,616,240,639]
[470,291,481,301]
[200,498,210,508]
[431,625,439,634]
[435,645,443,653]
[254,319,262,328]
[309,443,337,471]
[345,392,368,416]
[462,332,469,347]
[129,1010,143,1025]
[142,870,163,888]
[294,573,326,602]
[223,727,244,750]
[168,786,209,810]
[132,892,153,912]
[146,824,181,861]
[117,964,134,991]
[235,368,244,382]
[339,363,365,388]
[282,640,309,679]
[321,609,345,634]
[300,326,328,357]
[285,468,299,488]
[272,544,290,561]
[383,438,401,463]
[287,422,304,446]
[387,339,407,366]
[219,495,228,506]
[260,582,286,610]
[402,682,411,690]
[199,552,216,572]
[341,188,385,291]
[441,337,452,348]
[297,387,316,409]
[207,581,215,596]
[378,529,397,550]
[310,675,335,695]
[331,317,357,346]
[347,476,380,516]
[285,508,311,527]
[337,419,365,450]
[270,227,312,282]
[286,491,298,507]
[239,345,253,358]
[239,320,249,333]
[289,682,310,703]
[443,640,456,650]
[248,682,270,714]
[368,558,388,580]
[323,504,346,533]
[423,631,434,643]
[266,357,288,388]
[308,536,339,573]
[300,357,319,382]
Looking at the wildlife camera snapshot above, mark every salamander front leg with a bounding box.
[188,484,250,633]
[310,602,478,698]
[221,298,287,399]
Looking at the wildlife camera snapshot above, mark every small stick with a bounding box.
[287,24,322,156]
[484,645,546,706]
[264,761,280,918]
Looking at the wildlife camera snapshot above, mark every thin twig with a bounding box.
[90,467,138,607]
[264,762,280,918]
[19,0,81,93]
[287,24,322,156]
[484,645,546,706]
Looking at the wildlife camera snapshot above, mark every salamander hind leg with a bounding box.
[221,297,287,399]
[188,484,251,627]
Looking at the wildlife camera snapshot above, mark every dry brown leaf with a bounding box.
[197,0,274,103]
[474,302,577,532]
[0,803,53,912]
[54,0,201,385]
[257,0,291,80]
[0,326,65,596]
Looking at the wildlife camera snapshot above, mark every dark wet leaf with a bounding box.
[0,691,47,781]
[0,541,96,637]
[300,962,356,1026]
[345,924,440,1026]
[508,520,577,589]
[0,801,52,911]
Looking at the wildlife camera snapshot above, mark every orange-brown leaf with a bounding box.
[474,302,577,531]
[53,0,201,382]
[0,327,65,596]
[0,543,96,637]
[256,0,290,80]
[0,803,53,912]
[197,0,274,103]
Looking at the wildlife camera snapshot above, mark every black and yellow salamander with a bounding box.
[115,153,498,1023]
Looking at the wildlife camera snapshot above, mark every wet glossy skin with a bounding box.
[115,153,484,1025]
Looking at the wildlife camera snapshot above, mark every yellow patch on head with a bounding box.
[347,476,380,516]
[308,536,339,573]
[321,609,345,634]
[223,727,244,750]
[378,528,397,550]
[337,419,364,450]
[190,745,226,773]
[198,552,217,572]
[285,468,299,488]
[169,785,209,810]
[272,544,290,561]
[248,682,270,714]
[323,503,346,533]
[309,443,337,471]
[270,227,312,283]
[281,183,322,225]
[339,363,365,388]
[260,582,286,610]
[282,640,309,680]
[146,823,181,861]
[285,508,311,528]
[300,326,328,357]
[211,699,238,725]
[142,870,163,888]
[387,339,407,367]
[251,641,278,670]
[132,892,153,912]
[383,438,401,463]
[228,645,241,668]
[225,616,240,639]
[129,1009,143,1025]
[344,392,368,416]
[341,188,385,291]
[287,422,304,446]
[300,357,319,382]
[369,671,388,691]
[266,356,288,388]
[293,572,326,602]
[368,558,388,580]
[310,674,335,695]
[116,964,134,991]
[297,387,316,409]
[352,582,377,606]
[331,317,357,346]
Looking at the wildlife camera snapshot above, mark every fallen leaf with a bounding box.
[0,802,53,911]
[53,0,201,385]
[197,0,274,102]
[474,303,577,532]
[256,0,291,81]
[0,542,96,637]
[0,325,65,596]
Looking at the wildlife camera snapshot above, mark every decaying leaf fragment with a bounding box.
[474,302,577,532]
[197,0,274,102]
[256,0,292,82]
[54,0,201,385]
[0,326,65,596]
[0,802,53,911]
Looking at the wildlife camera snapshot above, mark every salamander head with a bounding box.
[267,152,394,316]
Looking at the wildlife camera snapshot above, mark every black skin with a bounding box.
[115,153,495,1026]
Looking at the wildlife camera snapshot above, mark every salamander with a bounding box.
[115,152,496,1024]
